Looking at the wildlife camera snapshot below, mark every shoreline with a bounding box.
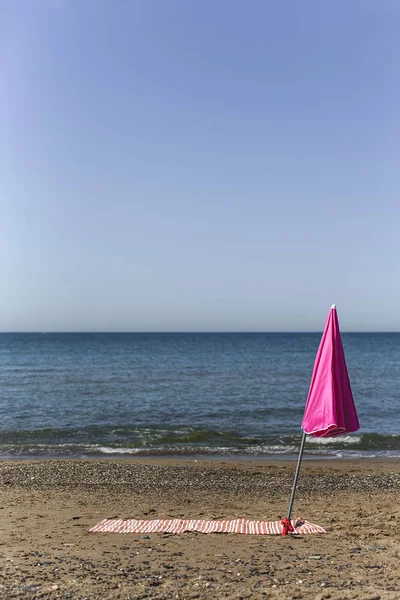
[2,456,400,482]
[1,452,400,462]
[1,458,400,599]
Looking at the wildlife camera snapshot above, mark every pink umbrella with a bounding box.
[302,304,359,437]
[287,305,360,520]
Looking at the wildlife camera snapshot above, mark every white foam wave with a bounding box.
[307,435,361,446]
[95,447,143,454]
[91,444,299,456]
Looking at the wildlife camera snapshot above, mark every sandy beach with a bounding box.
[1,458,399,599]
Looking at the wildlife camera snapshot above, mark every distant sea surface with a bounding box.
[0,332,399,460]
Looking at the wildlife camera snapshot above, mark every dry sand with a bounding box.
[1,458,400,599]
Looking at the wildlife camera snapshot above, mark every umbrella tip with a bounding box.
[331,304,336,309]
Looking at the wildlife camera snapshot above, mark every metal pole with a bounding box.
[287,431,307,520]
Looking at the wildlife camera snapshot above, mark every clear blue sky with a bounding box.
[1,0,399,332]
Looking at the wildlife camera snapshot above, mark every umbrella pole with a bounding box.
[287,431,307,520]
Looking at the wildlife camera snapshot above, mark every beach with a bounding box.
[1,459,400,599]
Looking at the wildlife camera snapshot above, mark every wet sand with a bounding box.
[1,458,400,599]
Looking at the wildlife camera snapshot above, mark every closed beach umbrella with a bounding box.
[287,305,360,520]
[302,304,359,437]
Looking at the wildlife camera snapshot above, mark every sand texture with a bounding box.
[1,458,400,599]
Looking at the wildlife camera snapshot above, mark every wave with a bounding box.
[307,435,362,446]
[0,426,400,458]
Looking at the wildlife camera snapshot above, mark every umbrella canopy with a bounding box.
[301,305,359,438]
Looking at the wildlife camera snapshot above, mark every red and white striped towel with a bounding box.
[89,517,326,535]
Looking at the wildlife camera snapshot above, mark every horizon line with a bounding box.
[0,330,398,335]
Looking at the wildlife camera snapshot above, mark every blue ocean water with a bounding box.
[0,332,399,459]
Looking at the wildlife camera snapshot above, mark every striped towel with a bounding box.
[89,517,326,535]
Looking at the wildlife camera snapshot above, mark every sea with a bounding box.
[0,332,399,460]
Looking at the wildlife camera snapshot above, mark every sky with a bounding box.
[1,0,399,332]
